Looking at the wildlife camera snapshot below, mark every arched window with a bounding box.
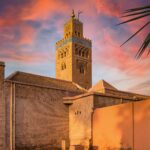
[86,51,89,58]
[75,31,77,35]
[79,50,81,56]
[79,64,84,74]
[64,63,66,69]
[64,51,66,57]
[61,53,63,58]
[82,51,85,57]
[66,33,68,38]
[78,32,80,37]
[75,48,78,55]
[61,63,66,70]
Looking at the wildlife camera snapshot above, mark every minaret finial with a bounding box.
[78,11,83,20]
[71,9,75,19]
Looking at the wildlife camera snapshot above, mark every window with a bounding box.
[79,64,84,74]
[75,48,78,55]
[75,31,77,35]
[86,51,89,58]
[61,53,63,58]
[79,50,81,56]
[61,63,66,70]
[82,51,85,57]
[66,33,68,38]
[75,111,81,115]
[64,51,66,57]
[78,32,80,37]
[64,63,66,69]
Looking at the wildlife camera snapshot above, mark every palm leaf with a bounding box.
[124,5,150,13]
[121,21,150,46]
[117,13,150,25]
[136,33,150,58]
[121,10,150,17]
[118,5,150,58]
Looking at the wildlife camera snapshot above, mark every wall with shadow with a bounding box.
[92,99,150,150]
[134,100,150,150]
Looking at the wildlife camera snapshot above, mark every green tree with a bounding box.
[118,5,150,58]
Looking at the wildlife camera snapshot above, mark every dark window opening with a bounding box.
[79,50,81,56]
[75,48,78,55]
[61,53,63,58]
[82,51,85,57]
[79,64,85,74]
[61,63,66,70]
[78,32,80,37]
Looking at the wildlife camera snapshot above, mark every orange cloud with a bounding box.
[21,0,69,21]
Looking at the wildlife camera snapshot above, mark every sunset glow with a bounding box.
[0,0,149,94]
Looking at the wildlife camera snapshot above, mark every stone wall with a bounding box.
[5,81,80,150]
[0,62,5,150]
[69,95,93,150]
[5,82,12,150]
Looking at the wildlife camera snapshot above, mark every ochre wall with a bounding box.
[93,100,150,150]
[134,100,150,150]
[5,82,79,150]
[69,96,93,149]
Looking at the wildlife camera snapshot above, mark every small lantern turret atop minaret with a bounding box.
[56,10,92,89]
[64,10,83,39]
[71,9,75,19]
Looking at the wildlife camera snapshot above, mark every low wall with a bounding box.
[93,99,150,150]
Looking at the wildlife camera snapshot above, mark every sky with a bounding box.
[0,0,150,94]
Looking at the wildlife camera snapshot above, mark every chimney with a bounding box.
[0,61,5,150]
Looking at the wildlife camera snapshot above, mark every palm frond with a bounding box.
[118,5,150,58]
[124,5,150,13]
[136,33,150,59]
[121,21,150,46]
[117,13,150,25]
[121,10,150,17]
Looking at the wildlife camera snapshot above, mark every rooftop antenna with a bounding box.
[78,11,83,20]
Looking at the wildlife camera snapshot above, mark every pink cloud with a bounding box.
[0,0,149,78]
[0,49,50,64]
[93,28,150,76]
[18,25,36,45]
[21,0,69,21]
[93,0,125,17]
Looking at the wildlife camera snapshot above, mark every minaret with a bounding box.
[56,10,92,89]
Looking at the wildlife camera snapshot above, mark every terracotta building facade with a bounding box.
[0,12,149,150]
